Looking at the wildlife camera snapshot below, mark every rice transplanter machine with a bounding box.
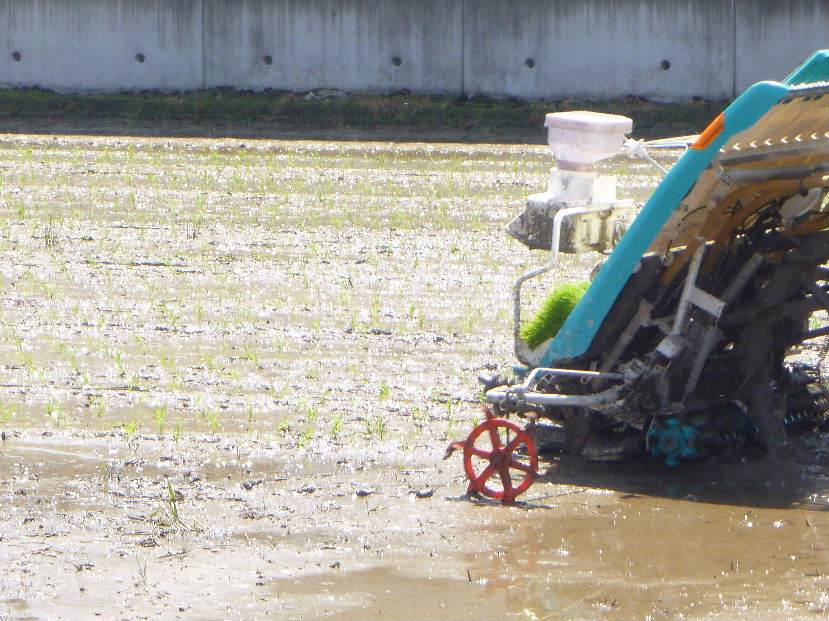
[453,51,829,504]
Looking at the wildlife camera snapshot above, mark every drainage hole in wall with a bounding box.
[262,55,273,65]
[660,59,670,71]
[391,56,402,67]
[11,52,21,62]
[135,53,145,64]
[525,58,535,69]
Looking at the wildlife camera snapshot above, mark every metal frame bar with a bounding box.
[718,162,829,185]
[486,385,625,408]
[718,140,829,167]
[485,366,625,409]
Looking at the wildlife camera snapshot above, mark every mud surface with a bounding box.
[0,133,827,620]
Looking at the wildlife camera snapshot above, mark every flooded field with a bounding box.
[0,133,827,620]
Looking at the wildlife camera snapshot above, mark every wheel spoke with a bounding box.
[505,434,524,454]
[509,458,534,474]
[471,447,492,459]
[499,468,513,495]
[488,425,503,449]
[474,464,496,487]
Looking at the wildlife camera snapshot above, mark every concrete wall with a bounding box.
[204,0,463,93]
[735,0,829,92]
[464,0,734,101]
[0,0,204,92]
[1,0,828,100]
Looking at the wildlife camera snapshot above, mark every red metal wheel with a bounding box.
[463,408,538,504]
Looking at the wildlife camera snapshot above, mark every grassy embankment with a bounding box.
[0,88,726,141]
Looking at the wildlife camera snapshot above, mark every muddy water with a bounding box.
[268,486,829,620]
[473,495,828,620]
[3,431,829,620]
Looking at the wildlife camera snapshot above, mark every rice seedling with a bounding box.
[378,381,391,401]
[330,413,344,439]
[154,406,168,435]
[151,480,202,533]
[445,399,461,439]
[123,419,139,440]
[245,404,257,432]
[304,404,319,424]
[204,409,221,434]
[0,403,15,424]
[88,395,107,418]
[173,421,183,444]
[364,414,388,440]
[241,343,260,367]
[297,427,315,448]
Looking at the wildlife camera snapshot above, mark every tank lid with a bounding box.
[544,111,633,134]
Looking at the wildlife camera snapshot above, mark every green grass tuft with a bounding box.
[520,281,589,350]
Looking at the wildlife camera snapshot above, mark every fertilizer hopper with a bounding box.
[451,51,829,504]
[506,111,635,253]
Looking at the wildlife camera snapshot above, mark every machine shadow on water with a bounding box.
[531,437,829,510]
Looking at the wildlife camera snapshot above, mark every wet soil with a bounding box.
[0,132,827,620]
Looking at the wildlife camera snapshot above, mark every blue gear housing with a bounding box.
[646,418,700,466]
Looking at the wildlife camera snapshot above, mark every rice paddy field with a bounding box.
[1,130,828,621]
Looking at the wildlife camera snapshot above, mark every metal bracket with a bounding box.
[687,287,726,319]
[671,244,727,332]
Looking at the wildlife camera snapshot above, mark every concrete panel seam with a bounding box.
[201,0,206,90]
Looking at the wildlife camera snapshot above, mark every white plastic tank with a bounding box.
[545,111,633,170]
